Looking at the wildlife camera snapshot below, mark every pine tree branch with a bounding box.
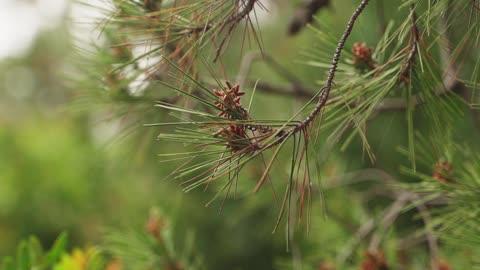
[413,196,440,270]
[368,191,440,270]
[299,0,370,127]
[228,0,371,146]
[324,168,441,268]
[368,193,411,253]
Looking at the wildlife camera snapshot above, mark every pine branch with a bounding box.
[330,169,442,269]
[368,193,411,253]
[288,0,371,136]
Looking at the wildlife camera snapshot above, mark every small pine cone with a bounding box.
[145,211,166,241]
[318,261,334,270]
[352,42,376,70]
[433,161,453,183]
[360,261,376,270]
[437,259,451,270]
[105,259,122,270]
[360,251,389,270]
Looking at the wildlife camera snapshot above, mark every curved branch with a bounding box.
[284,0,370,136]
[330,169,441,268]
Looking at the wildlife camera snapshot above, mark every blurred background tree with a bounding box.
[1,0,479,269]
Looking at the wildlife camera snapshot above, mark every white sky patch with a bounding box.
[0,0,69,59]
[70,0,114,49]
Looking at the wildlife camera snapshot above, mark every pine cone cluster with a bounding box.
[212,82,251,152]
[352,42,376,70]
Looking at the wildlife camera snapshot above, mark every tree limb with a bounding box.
[288,0,330,35]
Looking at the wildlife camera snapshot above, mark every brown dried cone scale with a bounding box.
[212,82,277,152]
[212,82,247,119]
[213,125,250,152]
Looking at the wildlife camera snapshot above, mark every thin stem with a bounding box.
[368,193,411,252]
